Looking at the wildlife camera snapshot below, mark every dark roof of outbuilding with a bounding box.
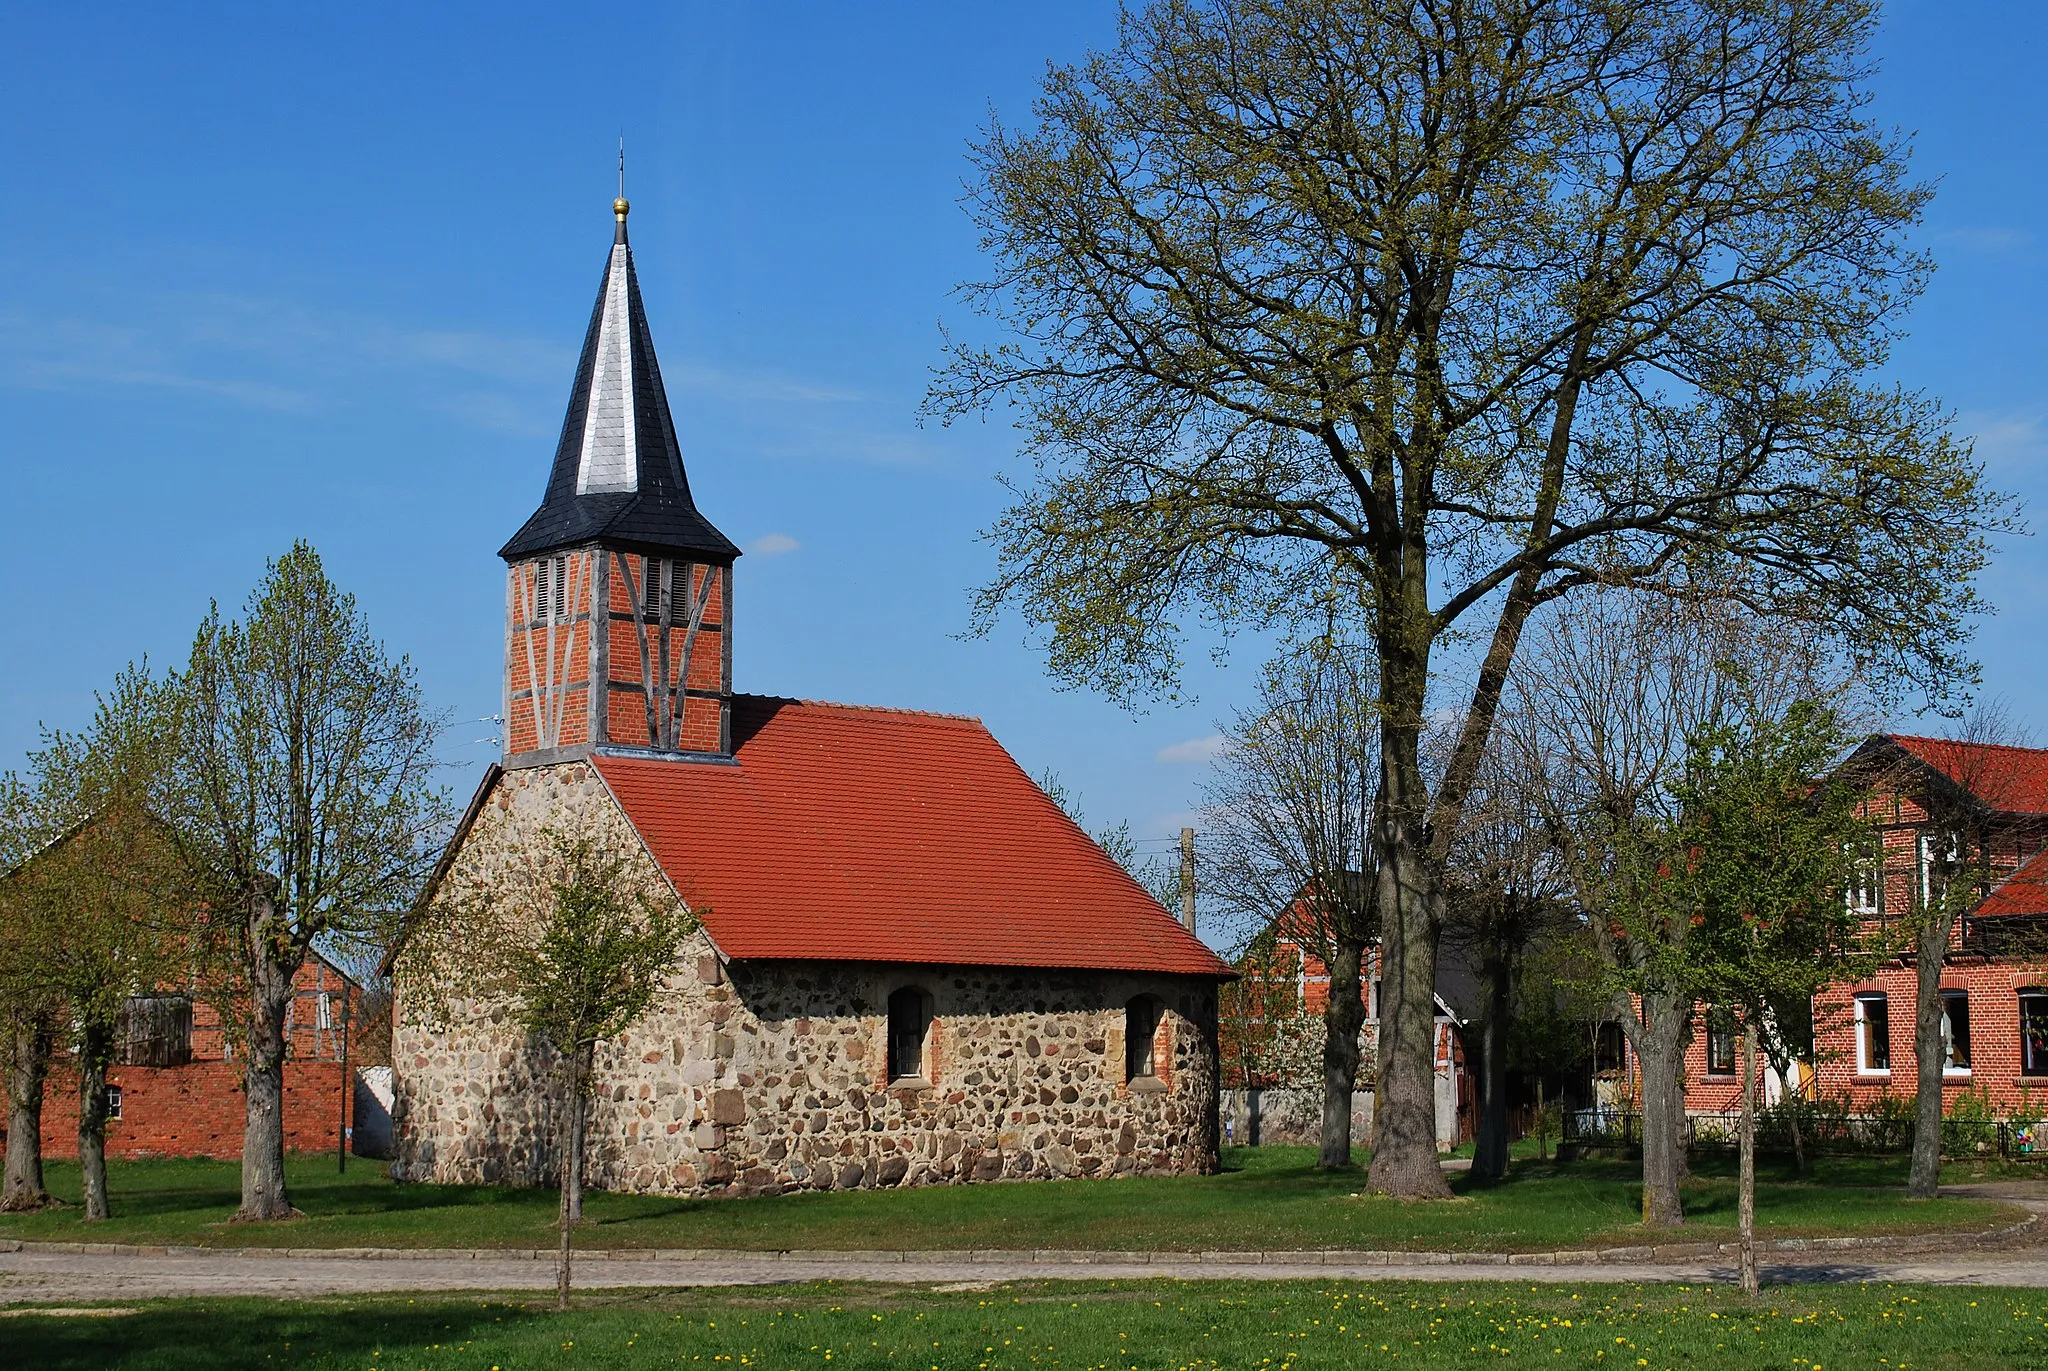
[500,206,740,564]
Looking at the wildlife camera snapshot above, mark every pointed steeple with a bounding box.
[500,198,740,563]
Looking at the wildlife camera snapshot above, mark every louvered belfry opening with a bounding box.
[500,198,739,766]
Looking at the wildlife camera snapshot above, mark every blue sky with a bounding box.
[2,2,2042,882]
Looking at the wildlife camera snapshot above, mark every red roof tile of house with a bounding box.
[591,695,1233,978]
[1980,848,2048,917]
[1888,734,2048,816]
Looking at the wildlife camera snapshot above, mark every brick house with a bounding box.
[1221,930,1472,1146]
[385,196,1231,1198]
[14,953,362,1161]
[1636,732,2048,1117]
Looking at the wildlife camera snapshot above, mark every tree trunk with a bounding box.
[238,888,302,1222]
[1,1012,55,1212]
[1470,947,1513,1183]
[1738,1019,1758,1297]
[556,1048,584,1310]
[556,1129,573,1310]
[1366,713,1453,1199]
[1635,989,1692,1228]
[77,1018,115,1222]
[1907,910,1948,1199]
[568,1055,587,1223]
[1317,935,1366,1170]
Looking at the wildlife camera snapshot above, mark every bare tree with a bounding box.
[1504,587,1850,1225]
[1441,731,1572,1183]
[1202,643,1378,1168]
[932,0,2008,1196]
[160,543,449,1221]
[1870,705,2037,1199]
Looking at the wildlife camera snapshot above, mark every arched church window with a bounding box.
[1124,995,1164,1081]
[887,987,933,1084]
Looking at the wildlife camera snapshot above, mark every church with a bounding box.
[386,196,1231,1197]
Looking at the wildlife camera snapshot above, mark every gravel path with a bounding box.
[5,1182,2040,1303]
[4,1244,2048,1300]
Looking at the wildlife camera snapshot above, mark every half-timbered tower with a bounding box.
[499,196,740,765]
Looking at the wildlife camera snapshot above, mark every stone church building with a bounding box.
[387,197,1231,1197]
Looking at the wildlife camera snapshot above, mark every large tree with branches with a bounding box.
[930,0,2007,1195]
[160,543,449,1221]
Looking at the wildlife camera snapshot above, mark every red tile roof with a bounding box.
[1980,848,2048,917]
[1888,734,2048,816]
[592,696,1233,978]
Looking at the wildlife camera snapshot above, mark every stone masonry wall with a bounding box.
[392,762,1222,1196]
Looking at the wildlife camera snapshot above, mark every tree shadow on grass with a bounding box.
[4,1298,538,1371]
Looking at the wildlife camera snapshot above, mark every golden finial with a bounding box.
[614,197,631,220]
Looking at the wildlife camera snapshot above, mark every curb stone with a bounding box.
[0,1208,2032,1270]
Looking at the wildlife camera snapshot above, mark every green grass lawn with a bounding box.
[0,1148,2020,1254]
[6,1280,2046,1370]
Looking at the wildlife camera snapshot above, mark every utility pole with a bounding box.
[1179,827,1197,934]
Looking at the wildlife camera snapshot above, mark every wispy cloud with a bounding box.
[1958,408,2048,466]
[748,532,800,556]
[1156,733,1229,764]
[1931,227,2035,254]
[667,362,865,406]
[0,290,939,465]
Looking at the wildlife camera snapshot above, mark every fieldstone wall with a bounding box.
[392,762,1222,1195]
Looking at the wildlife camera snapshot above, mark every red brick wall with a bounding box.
[32,1060,352,1160]
[0,956,364,1161]
[1675,962,2048,1114]
[1636,762,2048,1116]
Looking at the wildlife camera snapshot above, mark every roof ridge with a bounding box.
[1888,732,2048,756]
[735,692,982,725]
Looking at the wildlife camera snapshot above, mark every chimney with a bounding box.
[1178,827,1197,933]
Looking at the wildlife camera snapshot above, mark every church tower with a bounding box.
[499,197,739,766]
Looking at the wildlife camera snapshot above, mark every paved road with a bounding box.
[6,1182,2040,1303]
[4,1244,2046,1301]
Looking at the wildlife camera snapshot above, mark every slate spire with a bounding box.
[500,198,740,563]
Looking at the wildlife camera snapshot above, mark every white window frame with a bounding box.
[316,992,332,1032]
[1919,830,1959,906]
[1940,989,1971,1076]
[1846,855,1881,918]
[2021,991,2048,1078]
[1854,993,1890,1075]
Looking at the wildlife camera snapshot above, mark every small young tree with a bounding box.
[160,543,449,1221]
[1203,643,1378,1169]
[1676,701,1878,1295]
[421,822,693,1308]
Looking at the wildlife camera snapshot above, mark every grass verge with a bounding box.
[4,1280,2046,1369]
[0,1147,2025,1255]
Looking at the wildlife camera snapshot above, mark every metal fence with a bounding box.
[1563,1108,2048,1160]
